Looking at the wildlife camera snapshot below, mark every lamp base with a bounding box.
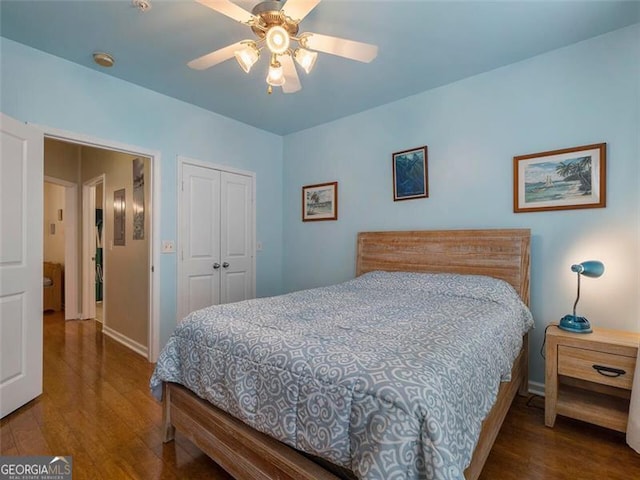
[559,315,592,334]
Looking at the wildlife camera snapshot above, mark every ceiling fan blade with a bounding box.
[303,33,378,63]
[195,0,255,24]
[188,41,246,70]
[281,54,302,93]
[283,0,321,23]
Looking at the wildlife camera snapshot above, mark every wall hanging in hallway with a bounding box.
[132,158,145,240]
[113,188,126,246]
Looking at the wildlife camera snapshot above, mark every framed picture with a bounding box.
[132,158,145,240]
[392,146,428,201]
[113,188,126,246]
[513,143,606,213]
[302,182,338,221]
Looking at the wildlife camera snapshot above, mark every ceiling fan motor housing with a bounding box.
[251,0,299,38]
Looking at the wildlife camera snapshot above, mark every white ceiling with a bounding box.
[1,1,638,135]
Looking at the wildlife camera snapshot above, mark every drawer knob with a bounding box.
[592,364,626,378]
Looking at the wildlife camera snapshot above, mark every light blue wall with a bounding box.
[0,38,284,348]
[282,24,640,386]
[3,25,638,385]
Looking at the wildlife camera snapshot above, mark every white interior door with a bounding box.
[220,171,254,304]
[82,180,97,320]
[0,114,44,418]
[180,163,221,319]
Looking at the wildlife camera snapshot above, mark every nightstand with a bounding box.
[545,325,640,432]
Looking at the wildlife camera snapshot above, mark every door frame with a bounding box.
[176,156,256,323]
[82,174,105,322]
[38,124,162,362]
[44,176,79,320]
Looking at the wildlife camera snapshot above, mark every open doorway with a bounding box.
[43,181,66,315]
[95,181,104,323]
[82,174,105,324]
[43,175,78,320]
[43,136,156,360]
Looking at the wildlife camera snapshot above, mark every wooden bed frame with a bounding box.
[162,228,531,480]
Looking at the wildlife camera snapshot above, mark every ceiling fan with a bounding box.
[189,0,378,94]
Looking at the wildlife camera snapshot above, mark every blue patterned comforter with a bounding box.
[150,271,533,479]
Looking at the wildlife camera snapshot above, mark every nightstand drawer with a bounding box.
[558,345,635,390]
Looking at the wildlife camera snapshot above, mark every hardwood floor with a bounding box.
[480,396,640,479]
[1,311,232,480]
[2,311,639,479]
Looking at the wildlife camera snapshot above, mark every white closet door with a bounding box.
[180,163,221,318]
[220,171,254,304]
[0,114,43,418]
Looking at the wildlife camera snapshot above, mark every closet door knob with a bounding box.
[213,263,221,269]
[222,262,230,268]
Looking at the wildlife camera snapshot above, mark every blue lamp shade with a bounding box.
[571,260,605,278]
[559,260,605,334]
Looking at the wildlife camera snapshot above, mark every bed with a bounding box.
[152,229,532,480]
[43,261,63,312]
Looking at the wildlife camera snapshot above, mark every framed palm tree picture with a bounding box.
[302,181,338,221]
[513,143,606,213]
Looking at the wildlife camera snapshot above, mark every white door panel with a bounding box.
[221,272,249,304]
[0,114,43,418]
[187,275,217,314]
[179,161,254,319]
[0,295,24,382]
[220,172,254,304]
[188,175,218,259]
[0,132,23,263]
[180,164,221,319]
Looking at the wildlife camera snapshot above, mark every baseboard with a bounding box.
[528,380,545,397]
[102,325,148,358]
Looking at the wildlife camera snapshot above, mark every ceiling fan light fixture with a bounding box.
[294,48,317,74]
[234,42,260,73]
[266,60,285,87]
[265,25,290,54]
[190,0,379,94]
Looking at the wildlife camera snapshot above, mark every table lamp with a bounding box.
[559,260,605,333]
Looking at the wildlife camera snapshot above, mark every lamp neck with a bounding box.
[572,271,582,317]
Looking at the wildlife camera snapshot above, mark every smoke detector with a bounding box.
[131,0,152,12]
[93,52,115,68]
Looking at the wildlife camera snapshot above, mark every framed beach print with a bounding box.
[393,146,428,201]
[513,143,606,213]
[302,182,338,221]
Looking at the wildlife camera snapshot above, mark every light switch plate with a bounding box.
[162,240,175,253]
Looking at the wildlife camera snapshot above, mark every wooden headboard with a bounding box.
[356,229,531,306]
